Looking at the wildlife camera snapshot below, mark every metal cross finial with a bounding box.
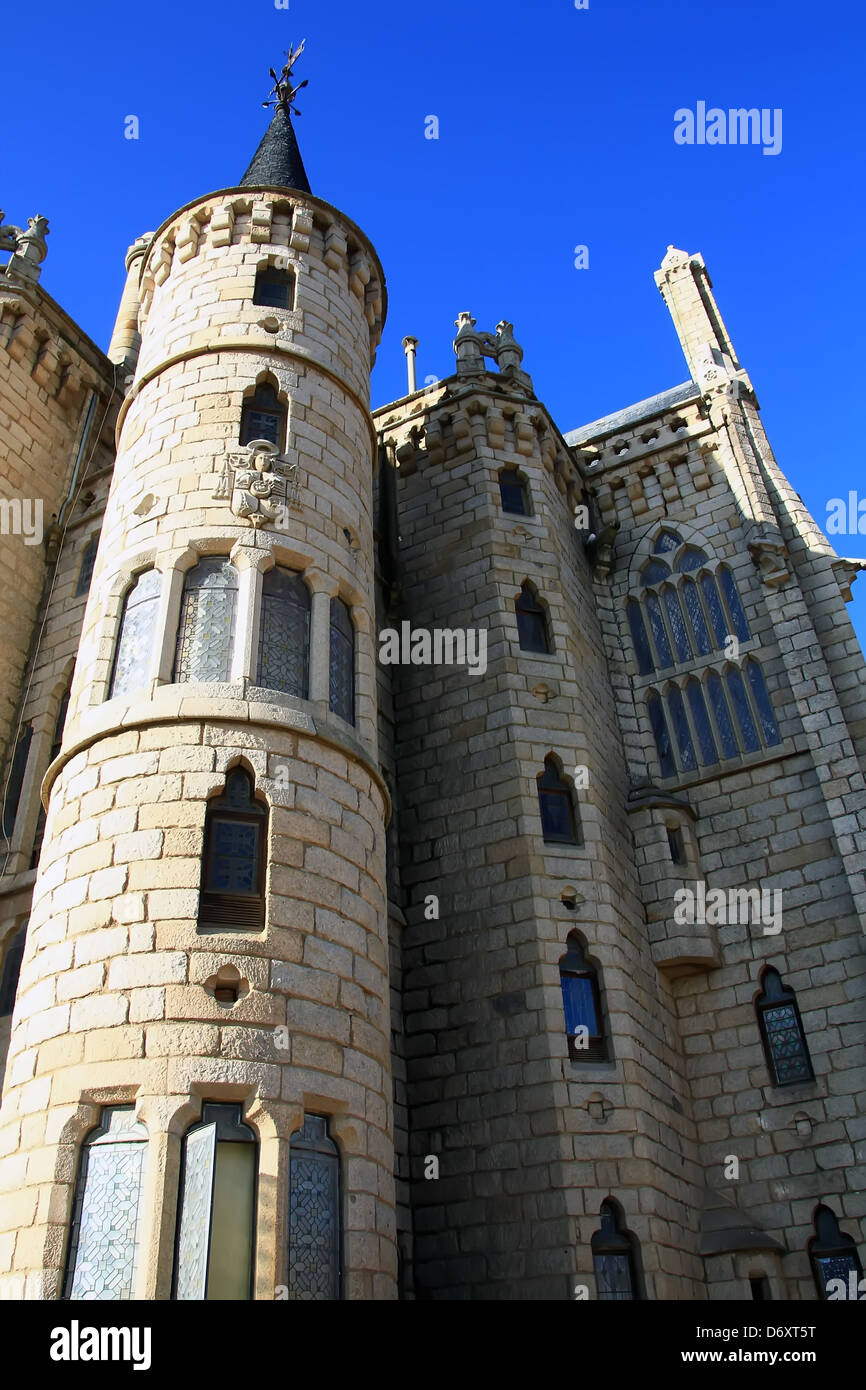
[263,39,309,114]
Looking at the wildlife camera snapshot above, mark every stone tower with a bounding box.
[375,252,866,1298]
[0,57,396,1299]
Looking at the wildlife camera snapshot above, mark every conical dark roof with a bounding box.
[240,103,311,194]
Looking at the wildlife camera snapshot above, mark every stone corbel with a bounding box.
[323,222,347,270]
[422,417,444,465]
[250,202,273,244]
[348,250,371,299]
[210,204,235,248]
[289,207,313,253]
[176,217,202,263]
[32,337,60,389]
[746,522,790,589]
[152,240,174,287]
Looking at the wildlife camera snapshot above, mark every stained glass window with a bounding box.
[559,935,605,1061]
[329,596,355,724]
[76,534,98,596]
[174,1103,256,1301]
[653,530,682,554]
[727,666,760,752]
[591,1202,640,1300]
[515,583,551,654]
[647,693,676,779]
[682,577,713,656]
[288,1115,341,1301]
[0,921,26,1015]
[198,768,267,932]
[63,1107,147,1301]
[675,545,708,573]
[756,968,814,1086]
[667,686,697,773]
[640,559,670,587]
[685,679,717,767]
[240,382,286,449]
[257,567,309,697]
[745,659,781,746]
[663,585,692,663]
[2,723,32,840]
[700,572,728,647]
[719,565,750,642]
[626,600,654,675]
[174,558,237,685]
[809,1206,863,1299]
[644,592,673,669]
[253,268,295,310]
[110,569,161,699]
[537,757,580,844]
[498,468,528,515]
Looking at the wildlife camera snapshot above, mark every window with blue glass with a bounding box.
[253,266,295,310]
[75,533,98,596]
[591,1200,641,1301]
[559,933,605,1061]
[198,767,267,932]
[498,468,529,516]
[626,530,781,780]
[516,581,552,654]
[329,596,355,725]
[288,1114,341,1300]
[257,567,309,697]
[110,569,161,699]
[537,756,581,845]
[240,380,286,450]
[756,967,814,1087]
[809,1205,863,1300]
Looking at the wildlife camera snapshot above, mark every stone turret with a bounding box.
[0,62,396,1300]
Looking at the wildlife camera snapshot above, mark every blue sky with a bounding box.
[5,0,865,648]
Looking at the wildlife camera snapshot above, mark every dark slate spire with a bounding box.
[241,40,312,194]
[241,105,311,194]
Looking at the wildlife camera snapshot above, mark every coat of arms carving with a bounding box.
[212,439,301,527]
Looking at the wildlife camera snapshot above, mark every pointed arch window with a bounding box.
[109,569,161,699]
[198,767,267,932]
[1,723,32,841]
[31,687,70,867]
[253,266,295,310]
[498,468,529,516]
[75,533,99,596]
[174,558,237,684]
[240,381,286,450]
[174,1103,257,1301]
[809,1205,863,1299]
[329,597,355,725]
[288,1114,341,1300]
[537,756,580,844]
[559,934,605,1061]
[0,921,26,1016]
[756,967,814,1087]
[257,567,309,697]
[62,1107,148,1301]
[591,1200,641,1300]
[515,583,552,654]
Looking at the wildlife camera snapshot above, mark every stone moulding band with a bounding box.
[38,709,392,825]
[114,339,380,460]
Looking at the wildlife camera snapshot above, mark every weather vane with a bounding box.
[264,40,309,115]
